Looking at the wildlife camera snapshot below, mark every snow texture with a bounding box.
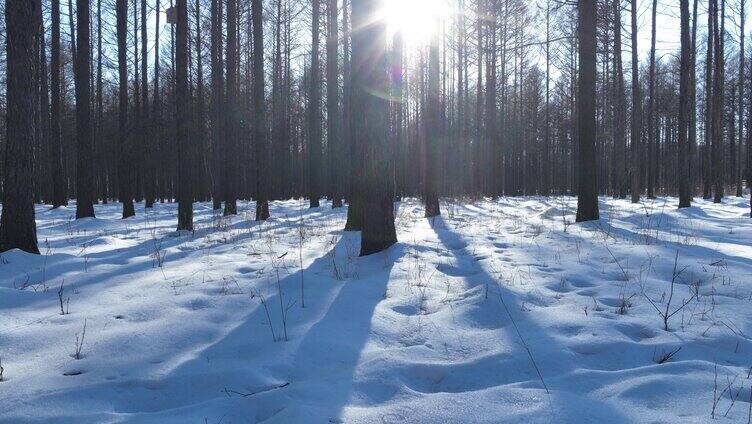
[1,197,751,423]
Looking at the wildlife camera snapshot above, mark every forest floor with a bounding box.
[1,196,751,423]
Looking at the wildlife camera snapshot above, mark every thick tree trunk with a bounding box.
[575,0,599,222]
[75,0,96,218]
[352,0,397,254]
[1,0,40,254]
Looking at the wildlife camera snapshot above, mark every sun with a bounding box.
[381,0,447,47]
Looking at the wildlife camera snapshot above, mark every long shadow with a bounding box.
[429,215,631,423]
[5,232,398,424]
[0,202,345,311]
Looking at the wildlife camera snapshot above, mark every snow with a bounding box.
[1,196,751,423]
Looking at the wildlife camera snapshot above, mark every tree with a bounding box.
[50,0,67,208]
[1,0,40,254]
[736,0,745,197]
[678,0,692,208]
[210,0,224,210]
[646,0,657,199]
[711,0,724,203]
[630,0,641,203]
[176,0,193,230]
[326,0,343,208]
[253,0,270,220]
[352,0,397,254]
[224,0,238,215]
[75,0,96,218]
[612,0,626,199]
[309,0,323,208]
[424,9,441,218]
[576,0,599,222]
[117,0,135,218]
[142,0,153,207]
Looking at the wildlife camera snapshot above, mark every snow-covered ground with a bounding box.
[1,196,751,423]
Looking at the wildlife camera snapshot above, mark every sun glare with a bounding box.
[382,0,447,47]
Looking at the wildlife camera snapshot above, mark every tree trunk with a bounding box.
[575,0,599,222]
[352,0,397,254]
[678,0,692,208]
[50,0,68,208]
[210,0,223,210]
[1,0,40,254]
[630,0,641,203]
[424,9,441,217]
[176,0,193,230]
[75,0,95,218]
[117,0,134,218]
[252,0,270,220]
[309,0,322,208]
[223,0,238,215]
[647,0,657,198]
[327,0,342,208]
[612,0,626,199]
[737,0,745,197]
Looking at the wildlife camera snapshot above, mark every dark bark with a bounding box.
[50,0,67,208]
[612,0,626,198]
[75,0,96,218]
[630,0,641,203]
[309,0,323,208]
[424,10,441,217]
[1,0,40,254]
[224,0,238,215]
[575,0,599,222]
[176,0,193,230]
[142,0,153,207]
[647,0,657,199]
[679,0,692,208]
[326,0,342,208]
[253,0,270,221]
[117,0,134,218]
[210,0,223,210]
[352,0,397,254]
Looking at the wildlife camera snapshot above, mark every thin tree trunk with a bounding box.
[117,0,134,218]
[630,0,641,203]
[253,0,270,220]
[309,0,322,208]
[424,8,441,217]
[224,0,238,215]
[679,0,692,207]
[176,0,193,230]
[50,0,67,208]
[647,0,657,198]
